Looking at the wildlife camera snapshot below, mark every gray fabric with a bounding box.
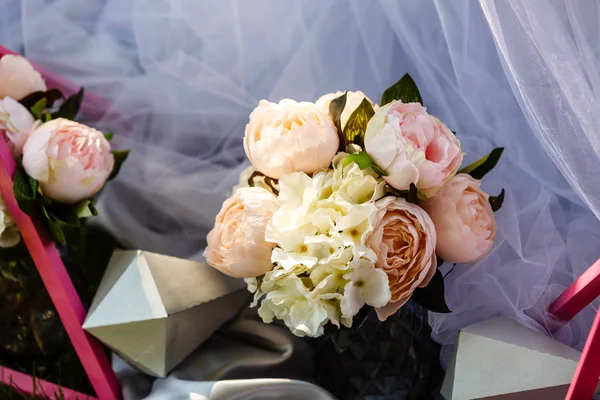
[114,309,336,400]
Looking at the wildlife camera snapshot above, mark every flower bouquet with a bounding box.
[0,50,127,398]
[205,75,504,398]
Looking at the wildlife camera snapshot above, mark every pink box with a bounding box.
[0,46,121,400]
[549,257,600,399]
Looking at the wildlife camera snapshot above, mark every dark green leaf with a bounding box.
[343,98,375,148]
[19,89,64,110]
[30,98,47,120]
[342,151,374,170]
[13,168,35,215]
[51,87,84,120]
[27,176,39,197]
[41,206,66,245]
[458,147,504,180]
[380,73,423,106]
[407,183,418,204]
[371,164,388,177]
[88,200,98,216]
[47,204,80,227]
[489,188,505,212]
[104,132,114,141]
[329,92,347,150]
[0,265,19,282]
[410,269,451,313]
[109,149,130,180]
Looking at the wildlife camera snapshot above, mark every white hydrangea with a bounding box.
[0,194,19,248]
[249,154,391,337]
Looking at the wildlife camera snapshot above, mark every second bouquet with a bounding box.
[205,75,504,338]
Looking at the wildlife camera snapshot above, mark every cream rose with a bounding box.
[22,118,114,204]
[204,187,279,278]
[0,55,47,101]
[364,100,463,197]
[0,97,37,157]
[244,99,339,179]
[0,194,20,248]
[316,90,378,130]
[422,174,497,264]
[367,196,437,320]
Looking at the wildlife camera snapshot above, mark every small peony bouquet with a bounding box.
[204,74,504,338]
[0,54,129,246]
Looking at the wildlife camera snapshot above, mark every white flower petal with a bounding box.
[362,268,391,308]
[340,281,365,319]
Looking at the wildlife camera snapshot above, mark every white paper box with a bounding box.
[441,317,581,400]
[83,250,249,377]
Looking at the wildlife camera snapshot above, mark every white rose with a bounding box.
[0,55,47,101]
[244,99,339,179]
[0,97,37,158]
[0,194,20,248]
[316,90,378,130]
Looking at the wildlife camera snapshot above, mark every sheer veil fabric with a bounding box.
[2,0,600,394]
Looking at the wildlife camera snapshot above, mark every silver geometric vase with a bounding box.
[83,250,249,377]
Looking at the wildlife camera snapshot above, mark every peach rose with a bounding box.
[422,174,497,264]
[367,196,437,320]
[244,99,339,179]
[0,97,37,157]
[0,55,47,101]
[316,90,378,130]
[364,100,463,197]
[22,118,114,204]
[204,187,279,278]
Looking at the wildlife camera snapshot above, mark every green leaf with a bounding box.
[342,151,374,170]
[30,98,47,120]
[46,204,80,227]
[13,168,35,215]
[40,205,66,245]
[458,147,504,180]
[27,176,39,197]
[74,200,98,218]
[19,89,64,110]
[51,87,84,120]
[88,200,98,216]
[103,132,114,141]
[380,73,423,106]
[410,269,451,313]
[342,98,375,148]
[489,188,505,212]
[329,92,347,150]
[108,149,130,180]
[371,164,389,177]
[0,265,19,282]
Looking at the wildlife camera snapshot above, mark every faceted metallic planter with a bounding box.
[83,250,249,377]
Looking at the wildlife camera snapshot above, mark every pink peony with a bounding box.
[204,187,279,278]
[22,118,114,204]
[367,196,437,320]
[244,99,339,179]
[0,55,47,101]
[422,174,497,264]
[0,97,36,158]
[364,100,463,197]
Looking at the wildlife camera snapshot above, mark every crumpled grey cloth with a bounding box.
[114,309,336,400]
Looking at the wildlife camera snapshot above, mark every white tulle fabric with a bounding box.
[3,0,600,372]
